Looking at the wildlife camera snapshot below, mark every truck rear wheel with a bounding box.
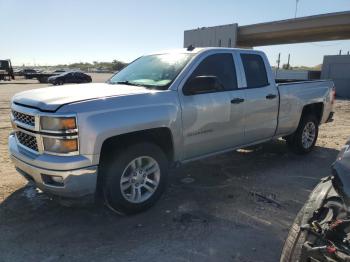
[102,142,168,215]
[286,114,319,154]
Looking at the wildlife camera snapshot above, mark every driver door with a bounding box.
[179,52,246,160]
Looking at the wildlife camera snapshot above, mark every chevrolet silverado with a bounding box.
[9,47,335,214]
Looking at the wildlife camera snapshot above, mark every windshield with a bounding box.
[108,53,193,89]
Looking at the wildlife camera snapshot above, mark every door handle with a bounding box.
[266,94,277,99]
[231,98,245,104]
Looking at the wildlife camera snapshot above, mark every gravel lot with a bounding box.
[1,75,349,262]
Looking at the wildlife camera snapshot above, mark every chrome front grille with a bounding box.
[16,131,38,152]
[12,110,35,127]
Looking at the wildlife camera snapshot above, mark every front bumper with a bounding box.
[9,134,98,198]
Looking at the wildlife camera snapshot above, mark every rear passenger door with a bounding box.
[239,53,279,144]
[180,52,246,160]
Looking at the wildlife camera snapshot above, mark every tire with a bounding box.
[280,207,307,262]
[102,142,168,215]
[286,114,319,154]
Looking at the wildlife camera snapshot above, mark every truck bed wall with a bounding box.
[276,80,333,137]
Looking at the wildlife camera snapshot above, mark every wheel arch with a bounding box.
[99,127,175,163]
[95,127,175,198]
[300,102,324,125]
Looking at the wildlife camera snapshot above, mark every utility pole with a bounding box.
[276,53,281,77]
[287,54,291,69]
[294,0,300,18]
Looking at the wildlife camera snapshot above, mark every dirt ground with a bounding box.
[0,75,349,262]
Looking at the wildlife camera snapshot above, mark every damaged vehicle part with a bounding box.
[281,139,350,262]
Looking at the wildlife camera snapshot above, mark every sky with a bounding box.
[1,0,350,67]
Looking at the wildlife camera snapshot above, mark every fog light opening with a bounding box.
[41,174,64,187]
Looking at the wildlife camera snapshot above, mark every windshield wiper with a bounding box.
[111,80,141,86]
[110,80,155,89]
[114,80,132,85]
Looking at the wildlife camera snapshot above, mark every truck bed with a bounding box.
[276,79,334,137]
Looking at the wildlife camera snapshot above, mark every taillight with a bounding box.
[331,86,336,104]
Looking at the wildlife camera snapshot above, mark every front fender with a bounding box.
[59,91,182,165]
[300,177,335,224]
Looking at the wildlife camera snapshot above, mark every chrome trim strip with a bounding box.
[40,133,79,139]
[14,126,80,156]
[39,128,78,135]
[13,119,35,131]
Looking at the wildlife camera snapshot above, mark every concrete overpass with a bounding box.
[238,11,350,46]
[184,11,350,48]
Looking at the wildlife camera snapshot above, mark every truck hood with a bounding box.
[12,83,151,111]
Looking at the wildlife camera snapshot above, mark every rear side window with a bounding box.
[241,54,269,88]
[190,53,238,91]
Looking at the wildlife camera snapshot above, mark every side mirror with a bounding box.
[183,76,223,95]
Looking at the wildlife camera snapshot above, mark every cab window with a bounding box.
[189,53,238,91]
[241,54,269,88]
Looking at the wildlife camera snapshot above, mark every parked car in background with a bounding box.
[15,68,38,77]
[48,71,92,85]
[281,138,350,262]
[9,48,335,215]
[24,69,41,79]
[26,70,66,83]
[53,69,67,74]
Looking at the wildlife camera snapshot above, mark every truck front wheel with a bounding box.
[286,114,319,154]
[102,142,168,215]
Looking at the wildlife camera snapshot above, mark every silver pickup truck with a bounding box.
[9,48,335,214]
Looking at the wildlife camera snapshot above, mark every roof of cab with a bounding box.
[146,47,260,56]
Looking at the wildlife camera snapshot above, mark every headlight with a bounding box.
[43,137,78,154]
[41,116,77,132]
